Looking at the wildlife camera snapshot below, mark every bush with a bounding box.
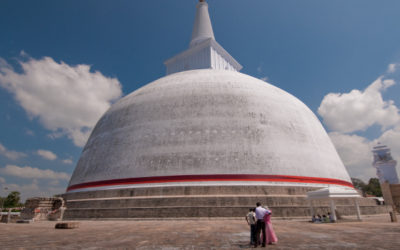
[351,177,382,197]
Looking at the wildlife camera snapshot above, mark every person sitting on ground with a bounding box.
[322,214,329,223]
[245,208,257,245]
[314,214,322,223]
[328,212,335,223]
[311,215,317,223]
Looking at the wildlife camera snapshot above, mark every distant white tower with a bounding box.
[372,143,399,184]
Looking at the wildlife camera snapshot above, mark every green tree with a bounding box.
[3,191,21,208]
[365,178,382,197]
[351,177,382,197]
[351,178,366,193]
[0,196,5,209]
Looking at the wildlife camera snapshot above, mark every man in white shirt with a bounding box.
[255,202,267,247]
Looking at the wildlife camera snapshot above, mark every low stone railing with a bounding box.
[0,207,24,223]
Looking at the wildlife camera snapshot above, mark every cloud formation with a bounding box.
[327,128,400,181]
[0,54,123,147]
[256,63,269,82]
[62,159,73,164]
[37,149,57,160]
[318,77,399,133]
[0,165,70,181]
[0,178,66,202]
[318,63,400,181]
[0,142,27,160]
[328,132,375,180]
[387,63,399,74]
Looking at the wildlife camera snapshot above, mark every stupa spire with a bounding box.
[190,0,215,48]
[164,0,242,75]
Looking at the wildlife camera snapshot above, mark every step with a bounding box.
[65,195,377,209]
[63,205,391,219]
[61,185,318,201]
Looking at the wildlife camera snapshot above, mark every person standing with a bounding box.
[263,206,278,245]
[255,202,267,247]
[245,208,257,245]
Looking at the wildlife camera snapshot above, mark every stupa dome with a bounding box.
[67,69,352,192]
[61,1,381,221]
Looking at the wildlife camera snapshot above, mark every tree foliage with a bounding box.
[3,191,21,208]
[365,178,382,197]
[0,196,4,209]
[351,177,382,197]
[351,178,366,191]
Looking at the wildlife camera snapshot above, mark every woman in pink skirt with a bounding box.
[263,207,278,245]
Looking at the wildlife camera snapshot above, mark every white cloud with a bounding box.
[49,179,60,186]
[1,180,40,199]
[387,63,398,73]
[318,63,400,181]
[37,149,57,161]
[0,165,70,181]
[0,178,66,202]
[0,176,5,184]
[62,159,73,164]
[0,142,27,160]
[376,127,400,158]
[0,54,123,147]
[256,63,269,82]
[328,130,400,182]
[328,132,375,181]
[318,76,400,133]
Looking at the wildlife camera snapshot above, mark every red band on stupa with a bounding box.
[66,174,354,192]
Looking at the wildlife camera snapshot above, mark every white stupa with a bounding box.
[372,143,399,184]
[66,0,352,194]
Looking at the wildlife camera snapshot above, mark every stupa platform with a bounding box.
[60,185,390,219]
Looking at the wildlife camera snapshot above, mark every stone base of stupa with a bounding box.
[60,185,389,220]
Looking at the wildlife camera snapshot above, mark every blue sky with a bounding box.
[1,0,400,200]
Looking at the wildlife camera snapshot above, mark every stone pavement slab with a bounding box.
[0,215,399,249]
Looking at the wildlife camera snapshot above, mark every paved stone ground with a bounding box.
[0,214,399,249]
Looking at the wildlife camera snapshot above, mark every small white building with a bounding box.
[307,187,362,221]
[372,143,399,184]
